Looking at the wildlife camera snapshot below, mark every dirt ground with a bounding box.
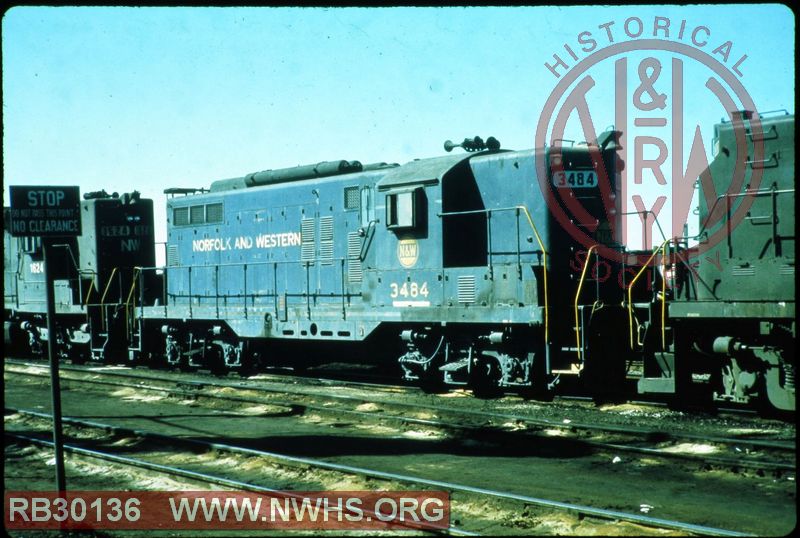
[5,367,797,535]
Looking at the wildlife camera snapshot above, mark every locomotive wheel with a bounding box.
[418,373,447,394]
[519,383,555,402]
[236,355,258,378]
[470,352,503,399]
[67,344,89,365]
[518,350,554,401]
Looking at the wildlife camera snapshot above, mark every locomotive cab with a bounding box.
[384,131,626,397]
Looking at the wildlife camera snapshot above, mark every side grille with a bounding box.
[190,205,205,225]
[206,203,223,223]
[173,207,189,226]
[732,266,755,276]
[319,216,334,265]
[457,275,476,304]
[344,187,360,210]
[347,232,363,284]
[301,218,315,263]
[167,245,180,266]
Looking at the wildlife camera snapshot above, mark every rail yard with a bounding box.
[4,8,795,534]
[4,359,795,535]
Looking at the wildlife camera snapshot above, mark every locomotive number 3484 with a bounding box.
[389,281,429,298]
[552,170,596,188]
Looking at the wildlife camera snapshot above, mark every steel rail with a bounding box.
[6,432,472,537]
[5,357,775,418]
[6,367,795,472]
[7,407,753,537]
[6,362,794,452]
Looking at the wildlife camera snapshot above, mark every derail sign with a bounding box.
[9,186,81,237]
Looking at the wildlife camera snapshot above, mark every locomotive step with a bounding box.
[439,358,470,372]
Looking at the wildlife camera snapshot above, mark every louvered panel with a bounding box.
[732,266,755,276]
[779,264,794,275]
[167,245,180,266]
[190,205,205,224]
[301,218,315,262]
[320,216,334,240]
[347,232,363,284]
[206,203,223,223]
[457,275,476,303]
[319,216,334,265]
[319,242,334,264]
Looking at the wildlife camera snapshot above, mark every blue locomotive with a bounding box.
[130,131,634,398]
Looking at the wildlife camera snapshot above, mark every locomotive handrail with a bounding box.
[143,205,551,341]
[574,245,598,363]
[99,267,119,329]
[84,280,99,306]
[124,267,141,337]
[81,267,104,306]
[620,210,667,245]
[627,239,670,351]
[99,267,118,305]
[359,220,378,261]
[43,243,100,308]
[695,187,794,240]
[140,256,354,272]
[139,255,359,320]
[515,205,549,345]
[745,153,778,169]
[4,269,20,308]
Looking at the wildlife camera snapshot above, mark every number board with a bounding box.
[551,170,597,189]
[8,186,82,237]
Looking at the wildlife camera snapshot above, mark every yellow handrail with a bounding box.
[83,279,98,306]
[574,245,598,362]
[516,206,549,345]
[99,267,118,305]
[627,239,670,350]
[124,267,141,336]
[99,267,119,329]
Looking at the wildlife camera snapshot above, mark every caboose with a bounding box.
[4,191,157,362]
[135,132,632,396]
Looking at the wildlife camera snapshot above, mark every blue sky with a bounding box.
[3,5,795,252]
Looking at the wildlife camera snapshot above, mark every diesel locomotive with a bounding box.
[4,111,795,412]
[634,111,795,412]
[4,191,157,362]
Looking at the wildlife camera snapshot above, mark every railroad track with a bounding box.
[6,408,753,537]
[5,431,473,536]
[5,357,767,419]
[6,362,795,474]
